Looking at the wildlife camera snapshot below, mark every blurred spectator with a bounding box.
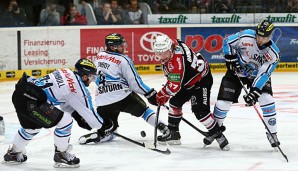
[126,0,144,24]
[95,2,120,25]
[168,0,187,13]
[221,0,236,13]
[288,0,298,12]
[60,4,87,25]
[55,0,66,16]
[110,0,126,24]
[39,1,60,26]
[87,0,102,10]
[1,0,28,27]
[198,0,211,13]
[77,0,97,25]
[261,0,277,13]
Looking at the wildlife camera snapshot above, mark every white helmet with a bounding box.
[153,35,173,53]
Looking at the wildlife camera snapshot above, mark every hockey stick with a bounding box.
[234,71,288,162]
[162,105,209,137]
[154,104,161,148]
[114,132,171,155]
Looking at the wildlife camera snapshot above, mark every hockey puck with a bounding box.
[140,131,146,137]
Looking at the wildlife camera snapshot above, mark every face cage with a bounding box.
[87,74,98,82]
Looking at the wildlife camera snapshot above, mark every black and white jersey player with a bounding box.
[81,33,169,144]
[213,20,281,148]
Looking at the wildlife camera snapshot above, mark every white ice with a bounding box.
[0,72,298,171]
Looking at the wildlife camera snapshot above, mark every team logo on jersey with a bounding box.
[191,96,197,105]
[268,118,276,126]
[168,73,180,82]
[264,53,272,61]
[202,88,208,105]
[98,84,123,94]
[168,62,174,72]
[61,69,76,93]
[242,42,253,47]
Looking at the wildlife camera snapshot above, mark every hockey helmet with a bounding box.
[256,20,274,37]
[105,33,127,51]
[153,34,173,53]
[74,58,97,77]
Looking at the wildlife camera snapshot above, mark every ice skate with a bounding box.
[157,123,170,135]
[53,145,80,168]
[266,132,280,148]
[203,130,229,151]
[216,134,230,151]
[79,131,100,144]
[203,125,226,147]
[157,130,181,145]
[3,146,27,163]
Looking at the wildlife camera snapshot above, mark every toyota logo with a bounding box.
[140,32,165,53]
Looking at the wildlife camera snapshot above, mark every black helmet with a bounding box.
[256,20,274,37]
[105,33,127,51]
[74,58,96,77]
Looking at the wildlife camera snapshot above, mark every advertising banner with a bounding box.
[21,29,80,69]
[80,28,177,65]
[0,31,18,70]
[181,26,298,63]
[201,14,254,24]
[255,13,298,23]
[148,14,200,24]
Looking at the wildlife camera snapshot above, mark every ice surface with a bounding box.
[0,72,298,171]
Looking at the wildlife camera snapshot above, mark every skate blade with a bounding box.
[273,147,279,152]
[53,162,80,168]
[158,140,181,145]
[221,145,230,151]
[2,160,25,164]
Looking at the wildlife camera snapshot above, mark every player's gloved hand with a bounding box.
[144,89,158,106]
[243,87,262,106]
[225,55,240,72]
[156,87,170,105]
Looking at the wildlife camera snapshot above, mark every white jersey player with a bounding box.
[79,33,169,144]
[4,59,113,167]
[211,20,281,148]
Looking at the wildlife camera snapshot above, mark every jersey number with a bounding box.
[190,57,205,72]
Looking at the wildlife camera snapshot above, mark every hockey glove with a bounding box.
[144,89,158,106]
[225,55,240,72]
[156,87,170,105]
[243,87,262,106]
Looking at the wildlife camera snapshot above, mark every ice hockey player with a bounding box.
[78,33,169,144]
[211,20,281,148]
[151,34,229,150]
[3,59,113,168]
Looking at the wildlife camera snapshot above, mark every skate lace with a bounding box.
[62,152,76,161]
[16,153,25,162]
[267,133,279,143]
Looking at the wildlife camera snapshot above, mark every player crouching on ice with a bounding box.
[151,34,230,150]
[3,59,114,168]
[78,33,170,145]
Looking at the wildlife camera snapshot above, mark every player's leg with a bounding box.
[258,80,280,147]
[122,92,170,135]
[53,113,80,168]
[156,89,191,145]
[191,73,229,150]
